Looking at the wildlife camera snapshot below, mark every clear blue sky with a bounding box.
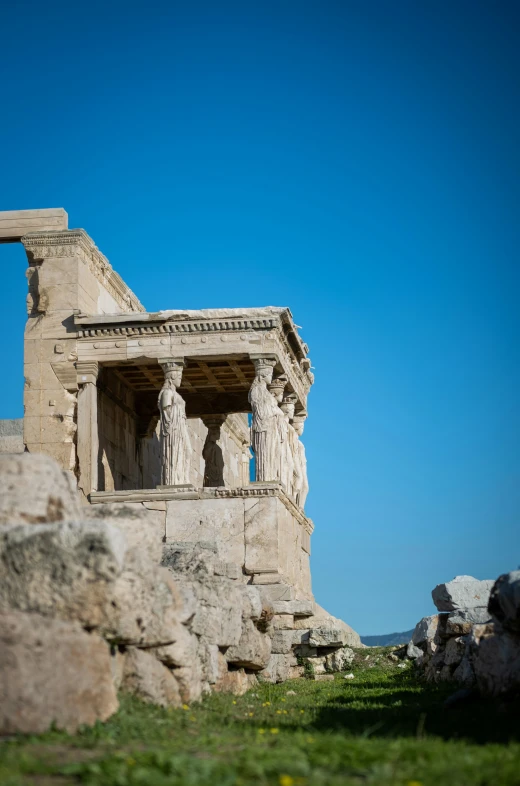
[1,0,518,634]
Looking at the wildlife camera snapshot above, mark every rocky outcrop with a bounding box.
[260,602,359,683]
[408,572,520,696]
[472,571,520,697]
[0,453,274,734]
[432,575,495,612]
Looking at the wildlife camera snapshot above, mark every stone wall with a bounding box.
[0,419,24,454]
[22,230,143,478]
[0,453,272,734]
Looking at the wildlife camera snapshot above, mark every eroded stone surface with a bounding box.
[432,576,495,612]
[488,571,520,634]
[0,521,126,629]
[122,648,181,707]
[0,611,117,734]
[0,453,80,527]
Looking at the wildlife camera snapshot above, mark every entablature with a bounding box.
[74,306,314,414]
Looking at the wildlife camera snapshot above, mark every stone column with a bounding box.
[292,410,309,510]
[280,393,297,495]
[158,358,192,486]
[76,361,99,498]
[201,415,226,487]
[248,355,281,483]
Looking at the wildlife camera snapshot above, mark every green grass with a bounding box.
[1,649,519,786]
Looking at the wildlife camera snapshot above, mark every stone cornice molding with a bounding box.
[214,485,314,533]
[21,230,145,314]
[74,312,313,394]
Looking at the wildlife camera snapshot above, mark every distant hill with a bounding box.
[360,630,414,647]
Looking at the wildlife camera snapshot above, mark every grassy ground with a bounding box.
[1,648,519,786]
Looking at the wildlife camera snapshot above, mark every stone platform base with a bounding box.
[91,483,313,600]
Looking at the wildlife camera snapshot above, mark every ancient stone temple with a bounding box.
[0,209,360,693]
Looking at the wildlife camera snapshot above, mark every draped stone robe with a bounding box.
[158,381,192,486]
[248,375,283,482]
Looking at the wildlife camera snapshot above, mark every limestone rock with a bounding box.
[445,608,491,637]
[452,654,475,685]
[411,615,440,646]
[271,629,307,654]
[444,635,467,667]
[260,653,298,683]
[85,502,164,564]
[292,604,361,647]
[308,628,350,647]
[0,453,80,527]
[110,561,183,646]
[240,585,264,621]
[0,519,182,648]
[154,623,198,669]
[0,521,125,629]
[225,618,272,670]
[187,576,244,647]
[272,614,295,629]
[472,624,520,697]
[271,599,314,616]
[325,646,355,672]
[406,641,423,659]
[122,648,181,707]
[432,576,495,612]
[213,652,258,695]
[0,611,118,734]
[488,570,520,634]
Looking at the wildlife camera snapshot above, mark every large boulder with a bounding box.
[432,575,495,612]
[411,614,439,646]
[84,502,164,564]
[292,603,361,647]
[0,453,80,527]
[0,521,126,629]
[0,611,118,734]
[0,520,183,648]
[225,619,272,670]
[121,648,181,707]
[472,623,520,697]
[488,571,520,634]
[260,653,300,683]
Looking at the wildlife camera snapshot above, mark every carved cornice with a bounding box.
[76,316,281,337]
[75,316,313,394]
[21,230,145,314]
[214,485,314,533]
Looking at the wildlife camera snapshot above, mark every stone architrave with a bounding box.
[292,412,309,510]
[158,359,192,486]
[76,361,99,497]
[202,415,226,487]
[248,357,282,483]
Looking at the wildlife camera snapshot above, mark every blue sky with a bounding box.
[1,0,518,634]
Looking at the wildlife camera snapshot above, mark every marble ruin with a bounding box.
[0,207,322,600]
[0,208,361,729]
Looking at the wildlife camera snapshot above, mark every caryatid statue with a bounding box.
[248,358,282,482]
[158,359,192,486]
[280,392,297,495]
[292,411,309,509]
